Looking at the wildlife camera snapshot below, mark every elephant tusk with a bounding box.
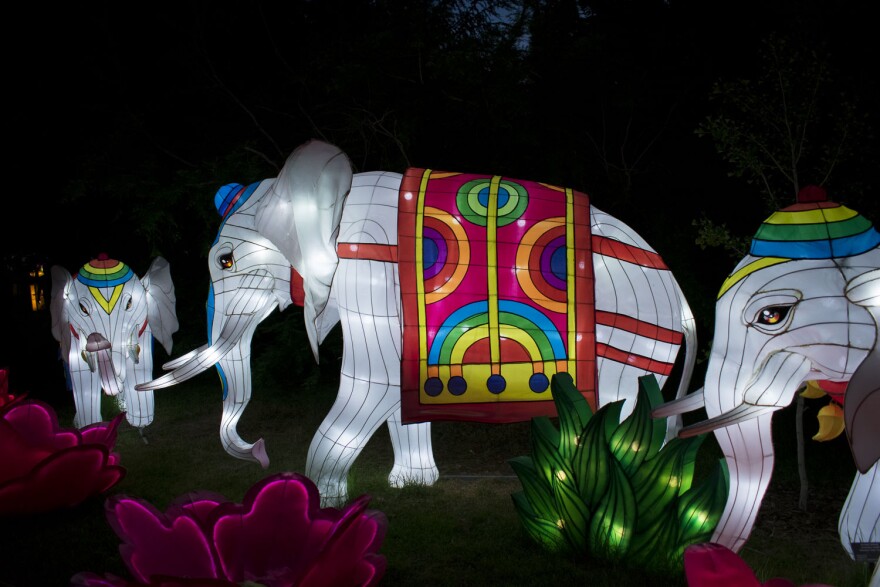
[162,344,209,370]
[652,386,705,418]
[678,403,778,438]
[135,308,262,391]
[81,350,97,373]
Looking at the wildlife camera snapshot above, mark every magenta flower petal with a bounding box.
[298,495,388,587]
[80,412,125,446]
[1,400,79,451]
[0,445,125,515]
[212,473,338,582]
[684,542,761,587]
[0,400,126,515]
[84,473,387,586]
[106,495,223,583]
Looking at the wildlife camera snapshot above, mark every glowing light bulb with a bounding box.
[555,470,567,482]
[630,441,640,452]
[668,476,680,488]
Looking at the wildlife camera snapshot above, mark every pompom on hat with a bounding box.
[718,186,880,298]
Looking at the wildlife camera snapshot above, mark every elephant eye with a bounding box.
[124,295,133,311]
[79,301,90,316]
[756,305,793,326]
[218,253,234,270]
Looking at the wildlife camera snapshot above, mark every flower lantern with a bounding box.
[73,472,388,587]
[0,398,125,515]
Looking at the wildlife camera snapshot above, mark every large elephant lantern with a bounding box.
[137,139,697,506]
[51,255,179,431]
[655,185,880,564]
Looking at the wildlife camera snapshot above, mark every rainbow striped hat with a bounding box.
[76,254,135,314]
[719,186,880,298]
[76,254,133,288]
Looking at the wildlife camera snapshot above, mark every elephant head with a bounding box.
[50,254,179,431]
[136,140,352,467]
[654,185,880,555]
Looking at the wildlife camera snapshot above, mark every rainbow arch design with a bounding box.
[399,168,596,424]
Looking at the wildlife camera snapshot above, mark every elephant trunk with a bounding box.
[708,413,776,553]
[217,338,269,469]
[86,333,125,398]
[136,271,278,468]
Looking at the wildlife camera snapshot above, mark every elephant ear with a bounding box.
[844,268,880,474]
[49,266,74,360]
[141,256,180,356]
[255,139,353,361]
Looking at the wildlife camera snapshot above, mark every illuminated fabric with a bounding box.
[399,168,596,423]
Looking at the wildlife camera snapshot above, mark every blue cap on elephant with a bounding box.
[750,185,880,259]
[215,182,262,219]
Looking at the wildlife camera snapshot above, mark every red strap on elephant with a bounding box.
[289,268,305,307]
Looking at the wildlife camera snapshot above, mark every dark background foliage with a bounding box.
[1,0,877,411]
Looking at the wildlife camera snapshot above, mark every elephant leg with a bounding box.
[710,413,776,553]
[306,372,400,506]
[838,462,880,562]
[67,359,102,428]
[123,353,155,430]
[306,255,439,506]
[386,406,438,488]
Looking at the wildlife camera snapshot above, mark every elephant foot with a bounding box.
[314,479,349,508]
[388,464,440,489]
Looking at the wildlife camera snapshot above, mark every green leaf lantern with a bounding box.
[509,373,730,574]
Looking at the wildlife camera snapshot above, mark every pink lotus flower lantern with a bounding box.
[684,542,835,587]
[0,398,126,515]
[72,472,388,587]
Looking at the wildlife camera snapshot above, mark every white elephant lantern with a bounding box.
[51,254,179,431]
[137,140,698,506]
[654,185,880,564]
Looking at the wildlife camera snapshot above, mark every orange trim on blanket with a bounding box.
[337,242,398,263]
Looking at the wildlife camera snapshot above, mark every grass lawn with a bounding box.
[0,364,874,587]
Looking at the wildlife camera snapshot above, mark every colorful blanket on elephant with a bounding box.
[398,168,596,424]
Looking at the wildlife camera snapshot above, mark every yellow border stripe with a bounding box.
[487,176,501,368]
[717,257,789,299]
[565,188,576,374]
[417,170,432,368]
[765,205,856,225]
